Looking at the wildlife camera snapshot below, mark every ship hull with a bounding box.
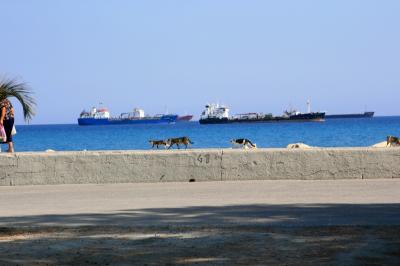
[325,112,374,119]
[177,115,194,122]
[199,113,325,124]
[78,115,178,126]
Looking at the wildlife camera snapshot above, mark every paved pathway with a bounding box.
[1,179,400,227]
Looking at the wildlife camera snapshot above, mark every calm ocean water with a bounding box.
[7,116,400,152]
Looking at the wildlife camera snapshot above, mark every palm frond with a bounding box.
[0,78,36,121]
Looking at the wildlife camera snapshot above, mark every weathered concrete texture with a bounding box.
[221,148,400,180]
[0,148,399,186]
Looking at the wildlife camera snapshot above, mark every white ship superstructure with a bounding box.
[80,107,110,119]
[200,103,230,119]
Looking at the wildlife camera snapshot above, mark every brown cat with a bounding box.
[149,140,168,149]
[166,137,194,149]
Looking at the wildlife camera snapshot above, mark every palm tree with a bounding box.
[0,78,36,121]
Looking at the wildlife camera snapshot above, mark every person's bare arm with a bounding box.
[0,107,5,125]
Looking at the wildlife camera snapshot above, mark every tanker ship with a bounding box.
[78,106,177,126]
[199,103,325,124]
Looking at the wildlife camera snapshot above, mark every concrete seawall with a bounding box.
[1,148,399,186]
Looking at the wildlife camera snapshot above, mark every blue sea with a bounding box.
[7,117,400,152]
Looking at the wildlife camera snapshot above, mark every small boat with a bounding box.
[78,106,177,126]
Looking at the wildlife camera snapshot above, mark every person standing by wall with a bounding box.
[0,78,36,152]
[0,98,15,152]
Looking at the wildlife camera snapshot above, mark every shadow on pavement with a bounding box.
[1,203,400,227]
[1,204,400,265]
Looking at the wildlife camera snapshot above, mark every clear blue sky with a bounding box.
[1,0,399,124]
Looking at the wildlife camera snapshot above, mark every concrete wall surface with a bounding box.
[0,148,399,186]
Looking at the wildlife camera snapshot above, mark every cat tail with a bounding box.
[248,140,256,147]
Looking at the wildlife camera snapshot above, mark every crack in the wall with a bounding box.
[307,169,336,177]
[220,149,224,181]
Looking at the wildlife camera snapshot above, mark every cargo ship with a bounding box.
[199,103,325,124]
[325,111,374,119]
[78,107,177,126]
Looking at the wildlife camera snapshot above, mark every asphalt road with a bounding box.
[1,179,400,228]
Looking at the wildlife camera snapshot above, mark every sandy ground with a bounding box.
[1,180,400,265]
[1,226,400,265]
